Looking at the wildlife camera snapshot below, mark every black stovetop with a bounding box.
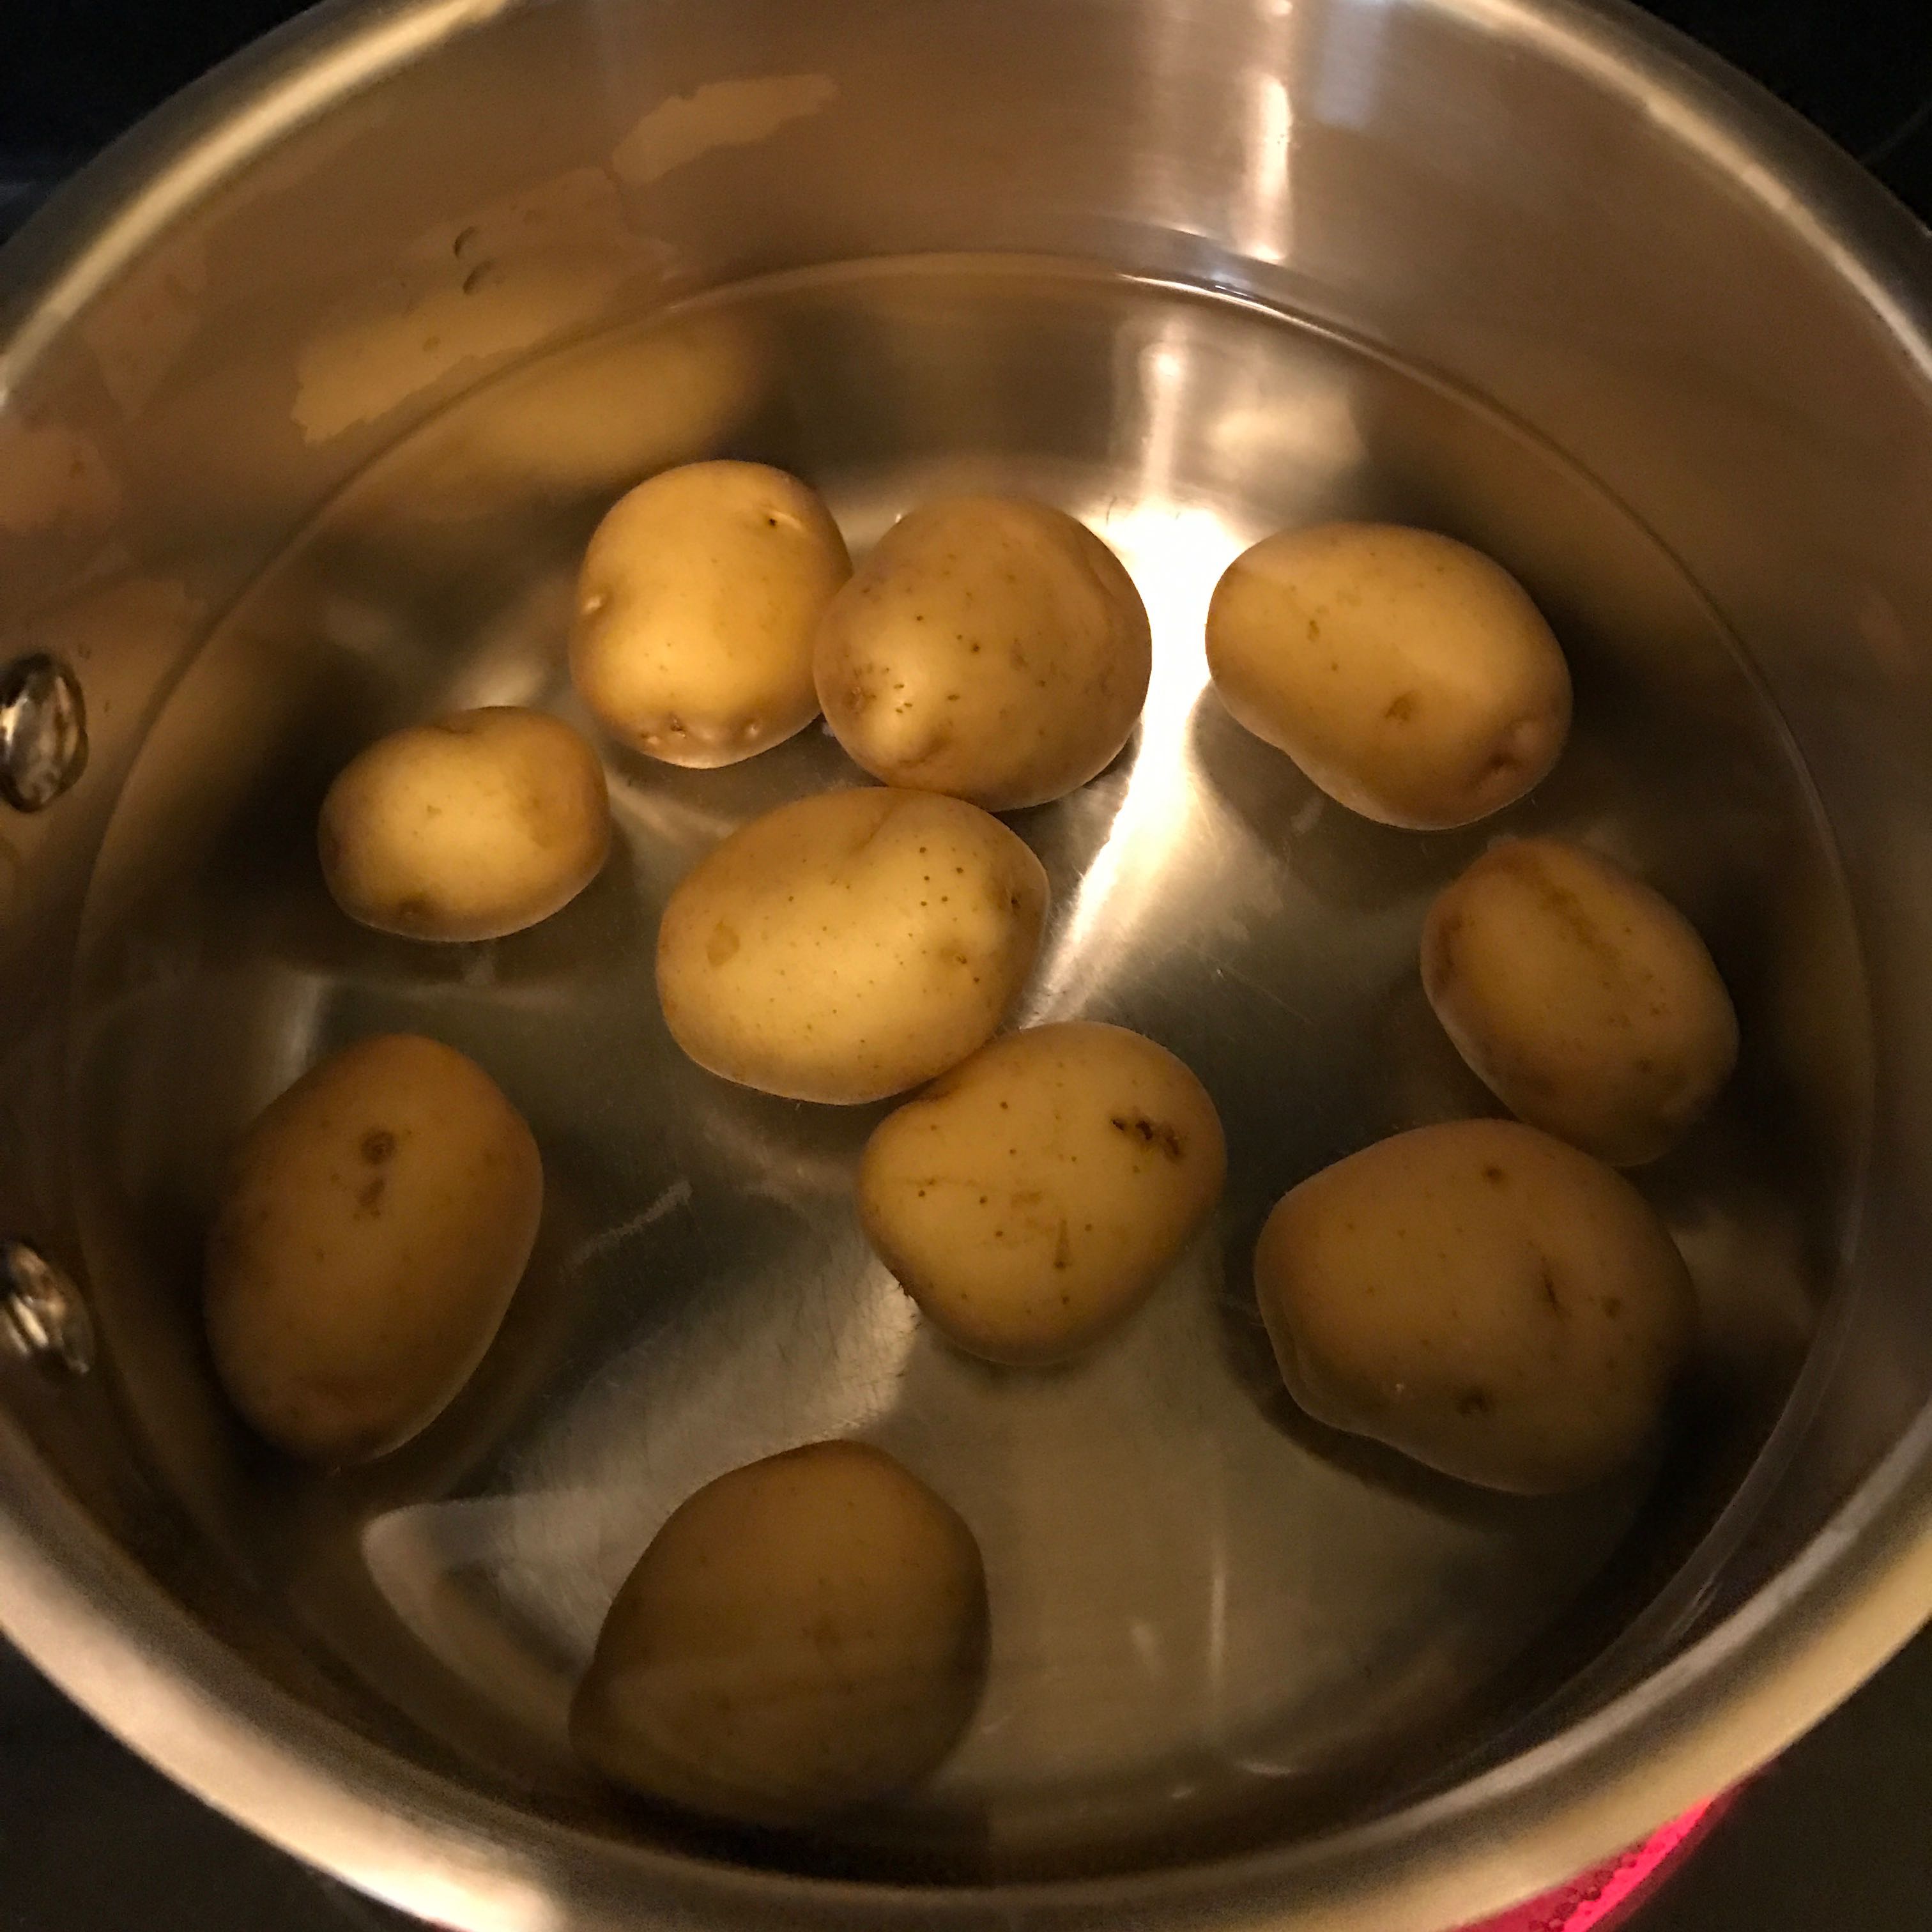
[3,3,1931,1928]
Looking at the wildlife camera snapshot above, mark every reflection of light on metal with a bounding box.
[1233,73,1294,266]
[1022,496,1246,1020]
[1468,1790,1735,1931]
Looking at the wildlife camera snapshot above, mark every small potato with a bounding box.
[1254,1119,1695,1494]
[1205,523,1571,828]
[815,495,1152,810]
[572,461,850,767]
[859,1022,1225,1365]
[571,1441,987,1825]
[204,1034,543,1464]
[1422,838,1739,1165]
[319,706,610,942]
[656,787,1048,1104]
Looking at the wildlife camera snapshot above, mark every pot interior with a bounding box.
[61,253,1858,1878]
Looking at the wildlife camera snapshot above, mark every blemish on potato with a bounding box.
[1110,1111,1185,1160]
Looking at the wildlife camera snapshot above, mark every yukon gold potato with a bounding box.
[656,788,1048,1103]
[572,461,850,766]
[815,495,1151,810]
[204,1034,543,1464]
[1423,838,1739,1165]
[1205,523,1572,828]
[571,1441,988,1825]
[1255,1120,1695,1493]
[859,1022,1225,1365]
[319,706,610,941]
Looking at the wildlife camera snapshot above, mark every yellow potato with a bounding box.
[814,495,1151,810]
[319,706,610,942]
[859,1022,1225,1365]
[656,787,1048,1104]
[1422,838,1739,1165]
[572,461,850,766]
[1254,1119,1695,1493]
[571,1441,987,1825]
[1206,523,1571,828]
[204,1034,543,1464]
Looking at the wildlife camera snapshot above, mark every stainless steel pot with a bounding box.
[4,0,1932,1926]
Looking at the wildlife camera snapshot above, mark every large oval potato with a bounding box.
[571,1441,987,1825]
[204,1034,543,1464]
[1205,523,1571,829]
[572,460,850,767]
[319,706,610,942]
[656,787,1048,1104]
[1254,1119,1695,1493]
[815,495,1151,810]
[1422,838,1739,1165]
[859,1022,1225,1365]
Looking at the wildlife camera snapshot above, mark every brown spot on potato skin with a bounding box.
[356,1174,387,1216]
[1457,1388,1494,1418]
[361,1130,397,1164]
[1384,691,1418,723]
[706,923,741,968]
[1110,1112,1184,1160]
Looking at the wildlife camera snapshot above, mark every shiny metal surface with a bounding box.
[0,656,88,812]
[0,1241,94,1376]
[0,1,1930,1929]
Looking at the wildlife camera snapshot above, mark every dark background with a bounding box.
[2,1,1931,1928]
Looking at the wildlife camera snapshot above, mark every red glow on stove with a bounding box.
[1460,1791,1737,1932]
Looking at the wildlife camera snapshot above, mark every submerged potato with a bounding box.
[859,1022,1225,1364]
[815,495,1151,810]
[571,1441,988,1825]
[319,706,610,942]
[572,460,850,767]
[1206,523,1571,828]
[204,1034,543,1464]
[656,787,1048,1104]
[1255,1120,1695,1493]
[1423,838,1739,1165]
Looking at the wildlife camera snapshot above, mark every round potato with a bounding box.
[656,787,1048,1104]
[571,1441,988,1825]
[859,1022,1225,1365]
[319,706,610,942]
[1205,523,1572,829]
[814,495,1152,810]
[1254,1120,1694,1493]
[1422,838,1739,1165]
[204,1034,543,1464]
[572,460,850,767]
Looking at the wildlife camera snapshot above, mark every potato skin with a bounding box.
[859,1022,1225,1365]
[1422,838,1739,1165]
[204,1035,543,1465]
[1205,523,1571,829]
[319,706,610,942]
[656,788,1048,1104]
[572,461,850,767]
[815,495,1152,811]
[1254,1120,1695,1493]
[571,1441,988,1825]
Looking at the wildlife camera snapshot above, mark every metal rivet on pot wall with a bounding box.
[0,654,89,811]
[1,1240,95,1375]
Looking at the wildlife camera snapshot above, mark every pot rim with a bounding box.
[3,0,1931,1926]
